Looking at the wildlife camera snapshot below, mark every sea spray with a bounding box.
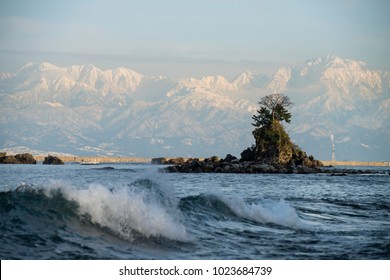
[44,179,190,242]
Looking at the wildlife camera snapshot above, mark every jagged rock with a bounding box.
[43,155,64,165]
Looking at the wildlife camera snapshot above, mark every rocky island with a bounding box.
[163,94,324,174]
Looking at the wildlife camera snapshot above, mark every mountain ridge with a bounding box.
[1,56,389,161]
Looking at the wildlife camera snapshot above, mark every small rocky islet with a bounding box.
[0,152,37,164]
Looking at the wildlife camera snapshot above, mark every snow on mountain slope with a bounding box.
[2,62,143,97]
[274,56,390,160]
[1,56,389,160]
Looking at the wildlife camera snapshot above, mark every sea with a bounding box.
[0,163,389,260]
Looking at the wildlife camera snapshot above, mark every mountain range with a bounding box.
[1,55,389,161]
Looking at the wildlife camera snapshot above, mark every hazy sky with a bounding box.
[0,0,389,77]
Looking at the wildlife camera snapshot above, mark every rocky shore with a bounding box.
[160,155,388,175]
[160,154,320,174]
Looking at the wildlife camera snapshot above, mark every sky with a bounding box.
[0,0,389,78]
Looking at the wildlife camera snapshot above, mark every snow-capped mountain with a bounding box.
[1,55,389,161]
[279,56,389,161]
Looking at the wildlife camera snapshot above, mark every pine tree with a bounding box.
[252,93,293,127]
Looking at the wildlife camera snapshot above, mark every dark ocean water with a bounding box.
[0,163,389,259]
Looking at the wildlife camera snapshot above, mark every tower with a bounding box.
[330,134,336,162]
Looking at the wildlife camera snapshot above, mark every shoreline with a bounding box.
[2,153,389,167]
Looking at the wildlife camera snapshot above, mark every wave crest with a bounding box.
[47,180,190,242]
[2,179,190,243]
[180,192,304,229]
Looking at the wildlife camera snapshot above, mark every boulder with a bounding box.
[214,167,223,173]
[14,153,37,164]
[240,147,256,162]
[210,156,220,163]
[0,154,19,164]
[202,162,215,172]
[189,159,202,169]
[43,155,64,165]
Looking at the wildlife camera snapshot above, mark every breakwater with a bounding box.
[321,161,389,167]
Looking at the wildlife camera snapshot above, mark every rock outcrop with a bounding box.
[249,120,322,168]
[163,156,388,175]
[0,152,37,164]
[42,155,64,165]
[164,156,323,174]
[163,120,323,174]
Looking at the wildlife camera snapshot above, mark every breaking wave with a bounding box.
[0,179,190,243]
[179,192,306,229]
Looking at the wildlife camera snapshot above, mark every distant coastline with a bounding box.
[33,156,151,164]
[1,152,389,166]
[31,156,390,167]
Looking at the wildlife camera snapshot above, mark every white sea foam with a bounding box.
[44,180,190,242]
[217,193,305,229]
